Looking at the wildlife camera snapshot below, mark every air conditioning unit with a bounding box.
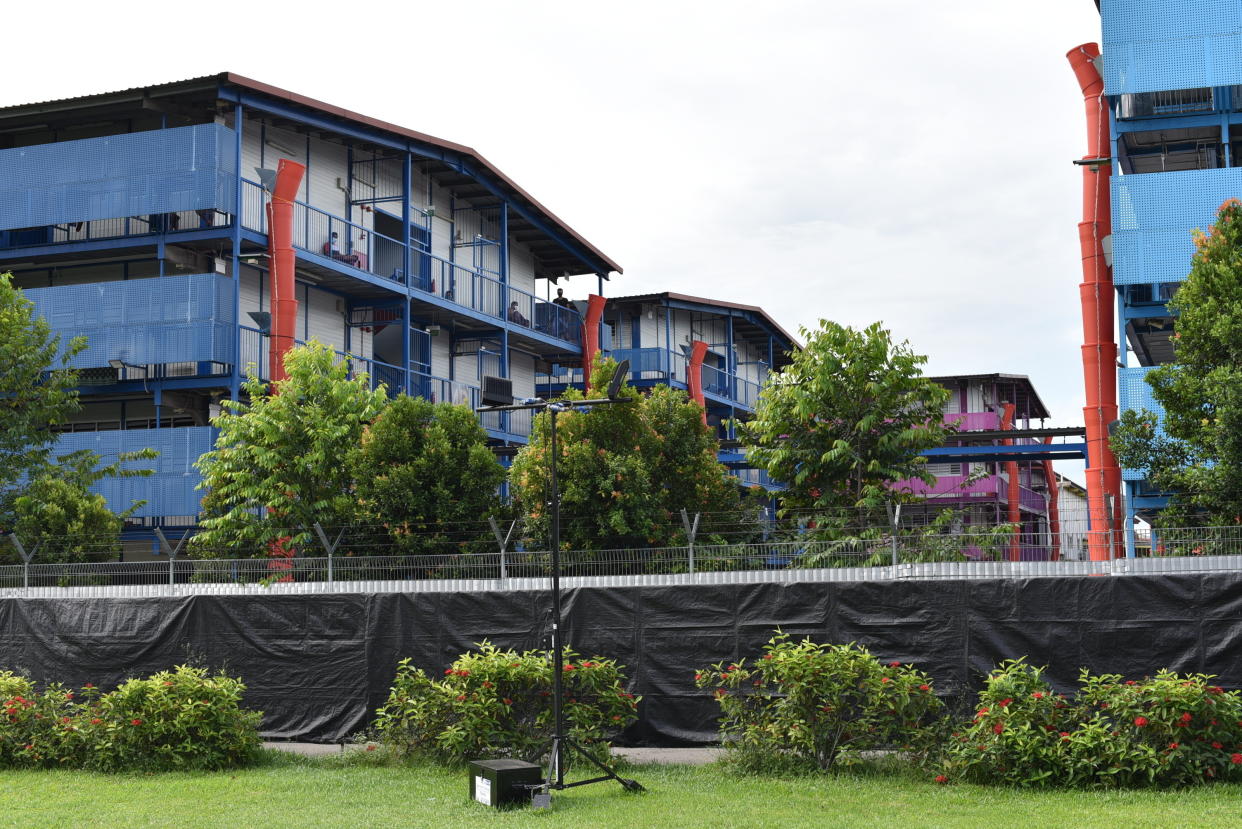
[481,375,513,407]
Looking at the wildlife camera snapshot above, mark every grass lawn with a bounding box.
[2,752,1241,829]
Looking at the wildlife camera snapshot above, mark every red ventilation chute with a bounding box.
[686,340,709,426]
[1000,403,1022,561]
[1042,436,1062,561]
[265,159,306,386]
[1067,43,1123,560]
[581,294,607,390]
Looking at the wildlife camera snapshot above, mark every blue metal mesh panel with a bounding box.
[1102,0,1242,94]
[25,274,236,369]
[1111,168,1242,285]
[53,427,214,517]
[0,124,236,232]
[1119,366,1167,481]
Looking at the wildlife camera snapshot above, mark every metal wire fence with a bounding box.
[4,521,1242,598]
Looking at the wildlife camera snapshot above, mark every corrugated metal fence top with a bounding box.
[0,123,236,231]
[1102,0,1242,95]
[4,554,1241,601]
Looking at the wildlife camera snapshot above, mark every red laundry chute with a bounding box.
[265,158,307,387]
[581,294,607,390]
[686,340,709,426]
[1067,43,1123,559]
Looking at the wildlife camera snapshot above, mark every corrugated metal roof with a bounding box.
[0,73,622,277]
[605,291,799,348]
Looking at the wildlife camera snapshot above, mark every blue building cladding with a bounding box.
[1102,0,1242,95]
[1110,168,1242,285]
[0,123,236,231]
[53,427,215,517]
[1118,366,1167,482]
[24,273,236,369]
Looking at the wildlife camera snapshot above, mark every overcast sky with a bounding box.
[4,1,1104,470]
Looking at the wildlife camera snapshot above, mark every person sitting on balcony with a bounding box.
[325,231,362,267]
[507,301,529,326]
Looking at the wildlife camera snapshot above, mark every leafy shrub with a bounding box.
[373,642,639,766]
[0,666,262,772]
[944,659,1242,787]
[695,632,944,773]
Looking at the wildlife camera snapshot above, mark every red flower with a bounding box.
[881,677,890,684]
[83,684,94,689]
[999,698,1013,707]
[992,723,1003,735]
[919,684,930,692]
[563,664,575,672]
[366,745,376,751]
[456,695,466,702]
[130,719,142,726]
[763,653,774,660]
[694,673,702,681]
[1232,754,1242,765]
[582,662,595,668]
[1180,712,1193,723]
[1031,692,1044,699]
[715,688,727,697]
[444,669,454,675]
[64,692,74,700]
[612,715,622,721]
[934,775,948,784]
[503,698,512,706]
[1134,717,1149,727]
[1060,732,1071,740]
[1168,742,1179,750]
[889,661,901,668]
[1213,742,1224,749]
[458,670,470,677]
[482,681,493,689]
[90,718,102,725]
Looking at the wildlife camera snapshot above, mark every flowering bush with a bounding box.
[0,666,262,772]
[943,660,1242,787]
[695,633,944,773]
[372,642,639,766]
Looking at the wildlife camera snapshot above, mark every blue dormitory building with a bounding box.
[0,74,795,536]
[1093,1,1242,548]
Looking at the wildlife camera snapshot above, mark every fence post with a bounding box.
[886,502,902,568]
[153,528,189,590]
[8,534,37,592]
[489,517,518,580]
[680,510,701,574]
[312,523,345,585]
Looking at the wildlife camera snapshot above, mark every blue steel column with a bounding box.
[230,103,245,401]
[402,153,413,395]
[499,202,510,434]
[664,302,672,380]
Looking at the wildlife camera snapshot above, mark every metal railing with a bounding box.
[1,210,234,251]
[6,534,1242,598]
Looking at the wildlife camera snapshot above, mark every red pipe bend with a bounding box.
[267,159,306,386]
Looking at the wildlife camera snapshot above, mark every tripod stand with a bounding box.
[477,364,643,803]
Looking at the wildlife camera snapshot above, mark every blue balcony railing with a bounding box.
[25,273,236,370]
[0,124,237,246]
[239,180,582,347]
[52,426,216,518]
[536,347,765,411]
[234,327,534,436]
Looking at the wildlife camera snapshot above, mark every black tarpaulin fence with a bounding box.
[2,573,1241,744]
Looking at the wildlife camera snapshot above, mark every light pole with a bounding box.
[477,360,642,800]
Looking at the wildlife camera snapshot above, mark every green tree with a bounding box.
[737,319,952,516]
[192,342,388,556]
[509,357,743,551]
[0,272,85,527]
[354,395,505,554]
[1111,198,1242,526]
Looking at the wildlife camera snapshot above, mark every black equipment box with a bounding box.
[468,758,543,808]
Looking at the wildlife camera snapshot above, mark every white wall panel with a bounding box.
[431,335,452,379]
[509,351,535,400]
[306,286,346,352]
[306,136,349,218]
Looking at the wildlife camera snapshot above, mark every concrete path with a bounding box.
[263,742,723,765]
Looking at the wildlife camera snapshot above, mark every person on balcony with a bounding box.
[508,301,529,326]
[552,288,572,309]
